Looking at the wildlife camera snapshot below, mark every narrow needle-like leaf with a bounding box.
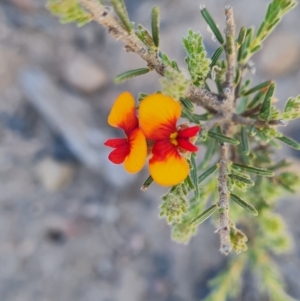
[232,163,274,177]
[200,7,224,45]
[190,154,199,197]
[198,164,218,183]
[110,0,132,33]
[230,193,258,216]
[141,175,153,191]
[114,68,150,83]
[191,204,217,226]
[241,127,250,155]
[259,83,275,120]
[151,6,160,48]
[208,131,240,145]
[276,136,300,150]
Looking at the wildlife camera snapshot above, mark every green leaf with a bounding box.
[180,98,194,112]
[191,204,217,226]
[249,125,257,137]
[47,0,92,27]
[259,83,275,120]
[136,24,155,48]
[228,174,254,186]
[199,138,217,169]
[110,0,132,33]
[276,136,300,150]
[194,113,213,121]
[210,47,223,67]
[151,6,160,48]
[246,0,297,63]
[247,90,266,109]
[200,7,224,44]
[181,108,200,124]
[242,80,272,96]
[198,164,218,183]
[138,92,148,102]
[238,28,253,62]
[236,27,247,47]
[190,154,199,197]
[282,95,300,120]
[184,175,195,191]
[226,35,235,56]
[231,163,274,177]
[269,159,291,170]
[241,127,250,155]
[141,175,153,191]
[244,28,254,49]
[230,193,258,216]
[114,68,150,83]
[208,131,240,145]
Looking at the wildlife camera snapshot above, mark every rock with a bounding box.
[259,33,300,77]
[60,49,108,93]
[35,157,75,192]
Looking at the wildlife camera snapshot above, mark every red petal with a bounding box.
[108,144,130,164]
[178,126,200,138]
[152,140,177,160]
[177,138,198,152]
[104,138,128,148]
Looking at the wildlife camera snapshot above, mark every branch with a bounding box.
[78,0,221,112]
[186,85,222,112]
[216,6,236,254]
[217,142,232,255]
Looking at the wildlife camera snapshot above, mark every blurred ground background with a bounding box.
[0,0,300,300]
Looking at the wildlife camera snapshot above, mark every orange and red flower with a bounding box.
[104,92,200,186]
[139,94,200,186]
[104,92,147,173]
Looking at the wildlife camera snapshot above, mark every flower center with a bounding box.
[170,131,178,146]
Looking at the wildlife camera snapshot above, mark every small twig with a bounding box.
[187,85,223,112]
[79,0,221,112]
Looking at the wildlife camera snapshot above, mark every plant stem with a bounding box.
[78,0,221,112]
[216,6,236,254]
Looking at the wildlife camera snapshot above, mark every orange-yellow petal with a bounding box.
[149,150,189,186]
[124,128,147,173]
[139,93,182,140]
[108,92,138,134]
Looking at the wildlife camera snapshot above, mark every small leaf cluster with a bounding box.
[282,95,300,120]
[183,30,211,86]
[160,187,189,224]
[238,0,297,63]
[47,0,91,26]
